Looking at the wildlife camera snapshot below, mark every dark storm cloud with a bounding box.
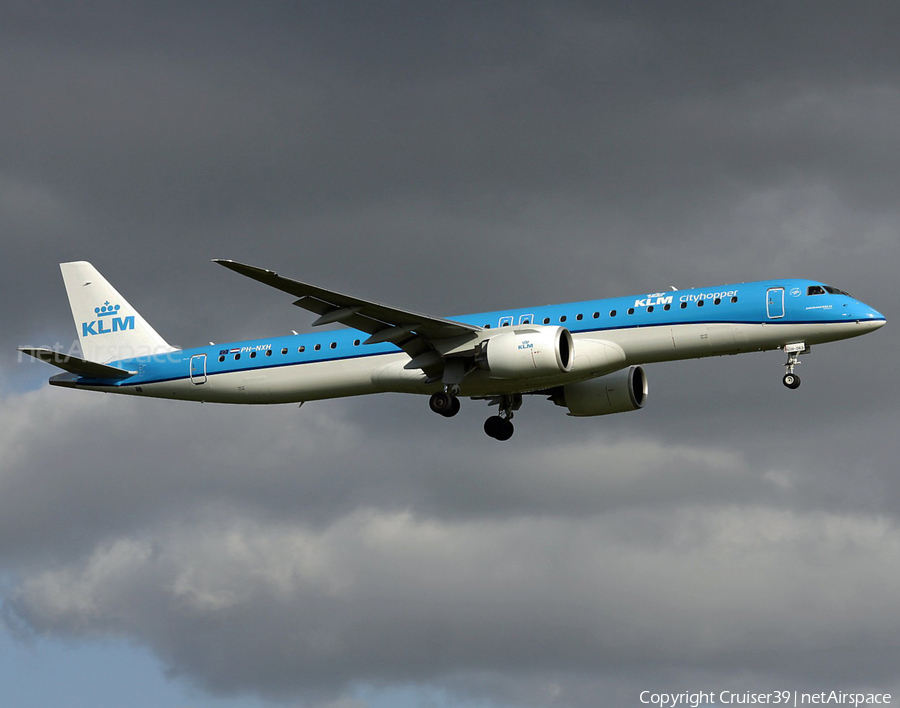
[4,1,899,321]
[3,2,900,707]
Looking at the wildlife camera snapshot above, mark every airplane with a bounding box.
[19,260,886,440]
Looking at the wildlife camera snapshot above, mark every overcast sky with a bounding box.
[3,3,900,707]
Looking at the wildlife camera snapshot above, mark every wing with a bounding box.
[213,260,482,378]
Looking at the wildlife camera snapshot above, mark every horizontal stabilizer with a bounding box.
[18,347,136,379]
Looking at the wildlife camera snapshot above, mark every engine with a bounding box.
[552,366,648,417]
[475,326,574,379]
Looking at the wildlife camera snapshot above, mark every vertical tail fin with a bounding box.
[60,261,177,363]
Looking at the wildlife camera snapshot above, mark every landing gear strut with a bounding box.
[782,343,809,390]
[483,394,521,441]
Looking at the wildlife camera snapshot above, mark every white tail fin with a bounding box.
[61,261,177,363]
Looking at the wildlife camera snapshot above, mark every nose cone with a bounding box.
[860,303,886,329]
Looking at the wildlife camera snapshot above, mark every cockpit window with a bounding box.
[824,285,851,297]
[808,284,851,297]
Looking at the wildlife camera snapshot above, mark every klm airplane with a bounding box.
[20,261,886,440]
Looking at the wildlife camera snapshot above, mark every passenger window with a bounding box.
[281,348,288,355]
[576,314,583,321]
[330,342,337,349]
[627,308,634,315]
[647,306,654,313]
[731,296,738,303]
[592,312,600,319]
[697,300,704,307]
[234,353,241,360]
[560,315,567,323]
[266,349,272,356]
[314,344,321,351]
[250,351,257,358]
[353,339,360,346]
[543,317,550,324]
[218,355,225,363]
[680,302,687,309]
[714,298,721,305]
[610,310,617,317]
[298,346,305,353]
[664,304,671,311]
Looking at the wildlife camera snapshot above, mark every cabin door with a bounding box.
[766,287,785,319]
[190,354,207,385]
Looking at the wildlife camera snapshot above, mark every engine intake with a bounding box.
[552,366,648,417]
[476,326,574,379]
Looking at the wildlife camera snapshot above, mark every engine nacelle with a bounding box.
[552,366,648,417]
[476,326,574,379]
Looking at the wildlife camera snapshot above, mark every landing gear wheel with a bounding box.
[484,415,514,441]
[429,392,460,417]
[782,373,801,389]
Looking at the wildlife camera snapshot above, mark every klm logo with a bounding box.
[634,293,674,307]
[82,301,134,337]
[518,339,534,350]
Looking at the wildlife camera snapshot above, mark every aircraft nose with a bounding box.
[861,304,886,328]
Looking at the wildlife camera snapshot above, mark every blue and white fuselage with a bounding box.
[21,262,886,440]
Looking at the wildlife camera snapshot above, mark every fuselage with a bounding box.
[50,278,886,405]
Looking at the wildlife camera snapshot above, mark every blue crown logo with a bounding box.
[94,301,122,318]
[81,301,135,337]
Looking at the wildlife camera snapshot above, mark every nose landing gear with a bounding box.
[782,343,809,389]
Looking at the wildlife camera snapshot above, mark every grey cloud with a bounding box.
[10,506,900,704]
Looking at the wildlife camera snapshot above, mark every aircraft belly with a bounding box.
[600,321,871,366]
[265,358,384,402]
[210,357,387,403]
[372,353,434,394]
[597,323,781,364]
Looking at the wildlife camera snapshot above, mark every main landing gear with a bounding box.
[483,394,521,441]
[429,389,461,417]
[483,413,514,441]
[782,342,809,390]
[427,389,521,440]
